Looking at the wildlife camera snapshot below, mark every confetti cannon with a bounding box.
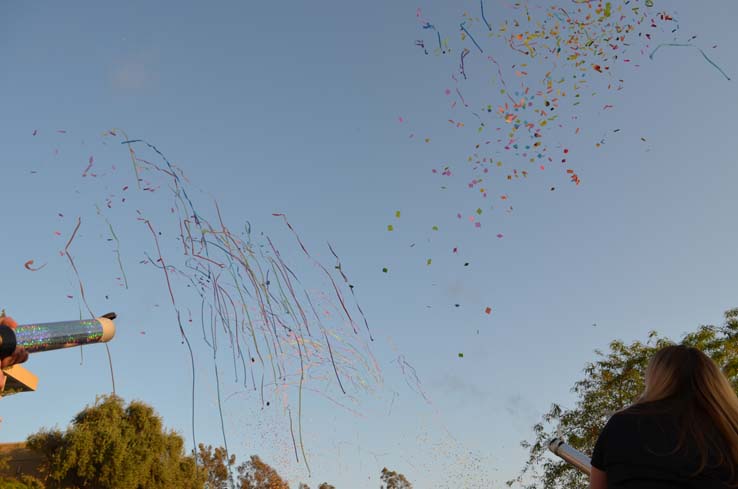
[548,438,592,476]
[0,313,117,396]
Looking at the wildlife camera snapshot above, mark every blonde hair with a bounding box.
[629,345,738,483]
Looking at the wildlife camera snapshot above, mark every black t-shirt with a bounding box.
[591,408,733,488]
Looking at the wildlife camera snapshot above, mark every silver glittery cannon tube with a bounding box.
[548,438,592,476]
[0,313,116,358]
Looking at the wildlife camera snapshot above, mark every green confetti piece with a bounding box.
[426,258,432,266]
[476,208,483,215]
[387,224,394,231]
[382,267,388,273]
[458,353,464,358]
[432,225,439,231]
[395,210,401,218]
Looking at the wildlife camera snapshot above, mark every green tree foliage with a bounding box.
[236,455,289,489]
[26,395,205,489]
[0,454,45,489]
[509,308,738,489]
[380,467,412,489]
[197,444,236,489]
[0,478,45,489]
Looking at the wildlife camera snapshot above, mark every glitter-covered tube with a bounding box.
[0,314,116,358]
[548,438,591,476]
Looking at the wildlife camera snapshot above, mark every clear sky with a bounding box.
[1,1,737,488]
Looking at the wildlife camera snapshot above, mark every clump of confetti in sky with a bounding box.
[408,0,728,230]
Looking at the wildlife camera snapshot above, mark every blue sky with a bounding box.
[1,1,737,487]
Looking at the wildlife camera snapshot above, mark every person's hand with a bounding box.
[0,316,29,393]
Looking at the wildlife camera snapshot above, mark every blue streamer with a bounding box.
[649,43,731,81]
[460,21,483,54]
[422,21,444,52]
[480,0,492,31]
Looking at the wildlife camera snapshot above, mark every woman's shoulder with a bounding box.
[615,399,679,417]
[605,402,681,436]
[603,408,640,430]
[603,402,676,429]
[595,404,682,454]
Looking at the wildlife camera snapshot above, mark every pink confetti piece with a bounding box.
[24,260,47,271]
[82,155,94,177]
[496,233,504,239]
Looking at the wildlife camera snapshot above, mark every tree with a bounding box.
[236,455,289,489]
[297,482,335,489]
[27,395,205,489]
[198,443,236,489]
[0,478,44,489]
[380,467,412,489]
[0,452,45,489]
[509,308,738,489]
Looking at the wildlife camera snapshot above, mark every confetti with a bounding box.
[23,260,47,272]
[406,0,708,238]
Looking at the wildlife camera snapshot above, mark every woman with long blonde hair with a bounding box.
[590,345,738,489]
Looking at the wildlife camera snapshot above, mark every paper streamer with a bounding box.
[649,43,731,81]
